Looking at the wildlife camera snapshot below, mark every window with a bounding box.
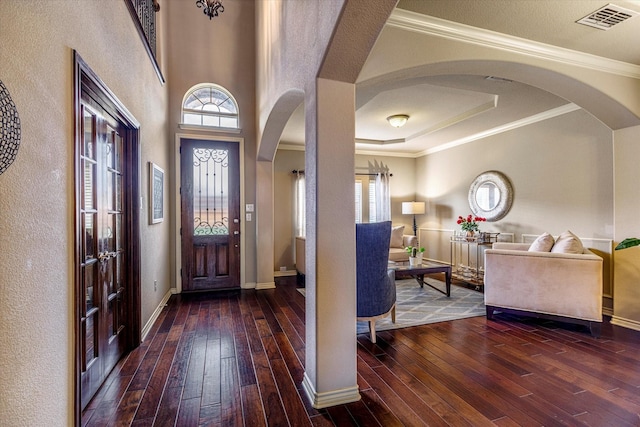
[355,180,363,223]
[181,84,239,129]
[355,173,390,223]
[294,172,306,236]
[368,181,377,223]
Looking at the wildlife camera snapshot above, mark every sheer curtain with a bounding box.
[375,172,391,222]
[294,171,306,237]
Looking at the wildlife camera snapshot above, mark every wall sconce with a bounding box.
[402,201,425,236]
[386,114,409,128]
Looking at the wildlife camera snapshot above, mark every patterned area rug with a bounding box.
[296,278,486,333]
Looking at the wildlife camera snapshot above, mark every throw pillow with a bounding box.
[390,225,405,248]
[551,230,584,254]
[528,232,555,252]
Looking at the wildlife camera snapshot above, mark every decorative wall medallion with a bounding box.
[0,80,21,175]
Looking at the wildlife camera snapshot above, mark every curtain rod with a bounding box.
[292,169,392,177]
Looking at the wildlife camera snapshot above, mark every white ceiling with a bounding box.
[278,1,640,156]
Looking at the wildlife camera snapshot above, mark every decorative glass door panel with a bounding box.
[81,108,99,374]
[193,148,229,236]
[181,139,240,290]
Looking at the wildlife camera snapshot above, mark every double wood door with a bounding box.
[180,139,241,290]
[78,98,129,409]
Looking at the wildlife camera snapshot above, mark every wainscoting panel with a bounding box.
[420,228,454,264]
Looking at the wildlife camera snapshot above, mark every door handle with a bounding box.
[233,231,240,235]
[98,251,117,262]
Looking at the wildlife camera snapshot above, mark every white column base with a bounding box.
[301,372,361,409]
[255,281,276,290]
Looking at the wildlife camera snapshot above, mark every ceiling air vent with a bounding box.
[576,3,639,30]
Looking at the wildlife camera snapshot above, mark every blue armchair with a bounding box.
[356,221,396,343]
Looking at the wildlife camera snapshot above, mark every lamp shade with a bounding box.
[402,201,425,215]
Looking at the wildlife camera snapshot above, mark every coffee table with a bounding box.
[390,260,452,297]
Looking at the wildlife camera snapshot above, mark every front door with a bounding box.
[180,139,241,290]
[78,100,129,408]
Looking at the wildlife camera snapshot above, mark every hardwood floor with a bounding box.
[82,277,640,426]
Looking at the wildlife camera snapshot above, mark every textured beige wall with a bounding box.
[416,109,613,239]
[0,0,170,424]
[613,125,640,327]
[273,150,301,271]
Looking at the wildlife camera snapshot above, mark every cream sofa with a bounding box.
[484,242,603,336]
[388,225,418,262]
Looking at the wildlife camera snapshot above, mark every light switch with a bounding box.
[246,203,254,212]
[246,213,252,221]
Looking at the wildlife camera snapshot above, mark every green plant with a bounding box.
[615,238,640,250]
[405,246,425,257]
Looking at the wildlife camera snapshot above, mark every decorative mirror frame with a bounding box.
[0,80,21,175]
[468,170,513,221]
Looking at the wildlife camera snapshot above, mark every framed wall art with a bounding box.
[150,162,164,224]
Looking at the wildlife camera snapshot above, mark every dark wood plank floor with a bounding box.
[83,276,640,426]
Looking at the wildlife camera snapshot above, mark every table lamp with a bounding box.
[402,201,425,236]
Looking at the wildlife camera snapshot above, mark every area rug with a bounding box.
[296,278,486,333]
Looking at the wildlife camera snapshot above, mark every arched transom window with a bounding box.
[182,84,239,129]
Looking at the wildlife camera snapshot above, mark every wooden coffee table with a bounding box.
[390,260,452,297]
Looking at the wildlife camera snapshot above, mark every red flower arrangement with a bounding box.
[457,214,486,232]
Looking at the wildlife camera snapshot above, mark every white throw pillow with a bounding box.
[390,225,405,248]
[551,230,584,254]
[528,232,555,252]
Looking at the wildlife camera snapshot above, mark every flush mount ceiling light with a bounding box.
[196,0,224,20]
[386,114,409,128]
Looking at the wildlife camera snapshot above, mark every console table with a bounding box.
[450,237,495,288]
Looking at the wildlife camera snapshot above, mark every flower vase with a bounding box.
[465,230,475,241]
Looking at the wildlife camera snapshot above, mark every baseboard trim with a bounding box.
[301,373,361,409]
[141,288,175,342]
[256,281,276,290]
[610,315,640,332]
[274,270,297,277]
[241,282,256,289]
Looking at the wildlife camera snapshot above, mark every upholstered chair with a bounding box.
[356,221,396,343]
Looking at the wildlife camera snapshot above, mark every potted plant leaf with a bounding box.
[405,246,425,266]
[615,238,640,250]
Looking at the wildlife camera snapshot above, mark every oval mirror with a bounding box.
[468,171,513,221]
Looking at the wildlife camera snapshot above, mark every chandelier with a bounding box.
[196,0,224,20]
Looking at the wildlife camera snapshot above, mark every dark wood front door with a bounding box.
[181,139,241,291]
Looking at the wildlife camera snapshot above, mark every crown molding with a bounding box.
[421,103,581,156]
[387,9,640,80]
